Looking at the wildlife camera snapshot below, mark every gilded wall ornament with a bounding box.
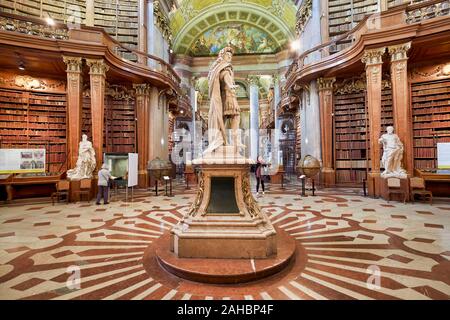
[295,0,312,35]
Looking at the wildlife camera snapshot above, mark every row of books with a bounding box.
[413,100,450,113]
[336,134,367,141]
[335,128,367,134]
[414,138,435,147]
[414,160,436,169]
[334,114,367,121]
[412,87,450,96]
[414,148,436,158]
[336,160,367,169]
[28,124,66,130]
[336,141,367,149]
[46,153,65,163]
[336,150,366,159]
[412,94,450,103]
[414,114,450,122]
[106,138,135,145]
[414,122,450,129]
[336,169,367,183]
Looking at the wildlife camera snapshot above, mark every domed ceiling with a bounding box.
[169,0,296,56]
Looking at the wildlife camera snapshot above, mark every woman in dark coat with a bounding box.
[255,156,265,195]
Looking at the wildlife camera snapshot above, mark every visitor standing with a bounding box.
[96,163,111,205]
[255,156,266,195]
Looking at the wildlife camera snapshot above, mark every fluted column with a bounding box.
[63,56,83,169]
[318,77,336,186]
[388,42,413,174]
[249,76,260,161]
[86,59,109,170]
[134,84,150,187]
[362,48,385,196]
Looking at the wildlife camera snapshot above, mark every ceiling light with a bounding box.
[290,40,301,51]
[18,62,25,71]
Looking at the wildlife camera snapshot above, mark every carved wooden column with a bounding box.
[318,77,336,187]
[86,59,109,170]
[63,56,83,169]
[134,84,150,188]
[388,42,413,174]
[137,0,147,64]
[362,48,385,197]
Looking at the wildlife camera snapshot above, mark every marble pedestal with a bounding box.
[171,146,277,259]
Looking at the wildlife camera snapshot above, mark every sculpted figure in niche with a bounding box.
[204,46,244,154]
[67,134,96,180]
[378,126,407,179]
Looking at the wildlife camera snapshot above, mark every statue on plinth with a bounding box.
[378,126,407,179]
[204,46,244,155]
[67,134,96,180]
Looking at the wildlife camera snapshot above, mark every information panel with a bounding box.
[127,153,138,187]
[437,142,450,169]
[0,148,46,174]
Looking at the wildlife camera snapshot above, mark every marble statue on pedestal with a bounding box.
[378,126,407,179]
[204,46,244,154]
[67,134,96,180]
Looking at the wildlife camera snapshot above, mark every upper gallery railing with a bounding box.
[285,0,450,86]
[0,12,181,89]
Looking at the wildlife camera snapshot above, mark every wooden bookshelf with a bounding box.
[328,0,378,54]
[333,82,393,185]
[0,88,67,173]
[82,94,136,154]
[411,78,450,169]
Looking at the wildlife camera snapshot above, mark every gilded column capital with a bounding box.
[388,42,411,62]
[86,59,109,76]
[361,48,386,66]
[133,83,150,96]
[317,77,336,91]
[62,56,83,73]
[247,75,260,87]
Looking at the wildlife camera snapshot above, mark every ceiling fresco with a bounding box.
[170,0,296,56]
[189,23,278,56]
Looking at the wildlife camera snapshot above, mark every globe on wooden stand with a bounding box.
[296,155,321,196]
[147,157,172,196]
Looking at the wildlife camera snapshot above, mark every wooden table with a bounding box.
[3,173,62,201]
[415,169,450,197]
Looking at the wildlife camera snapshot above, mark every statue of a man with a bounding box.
[378,126,407,178]
[204,46,243,154]
[67,134,96,180]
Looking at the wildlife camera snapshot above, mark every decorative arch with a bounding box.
[171,2,295,55]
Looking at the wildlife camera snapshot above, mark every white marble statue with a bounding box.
[67,134,96,180]
[378,126,407,179]
[203,46,243,154]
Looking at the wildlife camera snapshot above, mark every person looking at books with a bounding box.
[96,163,111,205]
[255,156,266,196]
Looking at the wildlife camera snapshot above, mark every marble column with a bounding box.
[85,0,94,26]
[138,0,147,64]
[318,77,336,187]
[362,48,385,196]
[148,87,169,161]
[249,76,260,161]
[134,84,150,187]
[388,42,413,174]
[146,0,155,67]
[86,59,109,170]
[273,75,281,164]
[301,81,322,161]
[63,56,83,169]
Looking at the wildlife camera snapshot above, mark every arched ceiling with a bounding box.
[170,0,296,56]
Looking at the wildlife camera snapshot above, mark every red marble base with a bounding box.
[152,228,296,284]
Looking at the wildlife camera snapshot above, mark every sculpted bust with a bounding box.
[378,126,407,179]
[67,134,96,180]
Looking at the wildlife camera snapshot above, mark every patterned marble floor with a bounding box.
[0,180,449,300]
